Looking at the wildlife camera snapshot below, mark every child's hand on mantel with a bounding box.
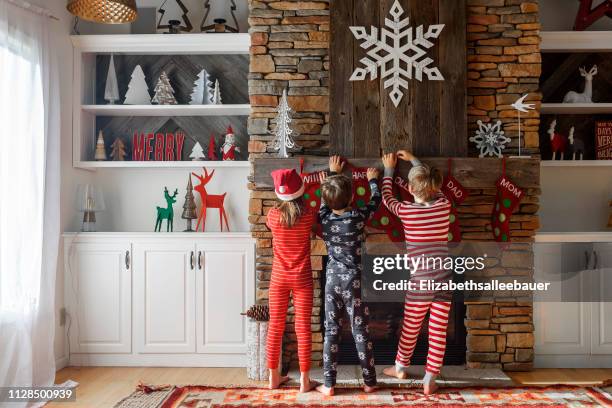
[382,153,397,169]
[397,150,416,162]
[329,155,344,173]
[366,168,379,181]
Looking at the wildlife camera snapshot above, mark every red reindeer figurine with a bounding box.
[548,119,567,160]
[192,167,230,232]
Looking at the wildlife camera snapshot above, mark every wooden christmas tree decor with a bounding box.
[272,89,297,158]
[181,175,198,232]
[152,71,178,105]
[211,79,222,105]
[124,65,151,105]
[104,54,120,105]
[110,137,127,161]
[208,134,218,161]
[189,69,213,105]
[189,142,205,161]
[95,130,107,161]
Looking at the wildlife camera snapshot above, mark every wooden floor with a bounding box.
[51,367,612,408]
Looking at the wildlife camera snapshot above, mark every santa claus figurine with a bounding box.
[221,126,241,161]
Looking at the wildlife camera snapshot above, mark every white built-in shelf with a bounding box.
[74,161,250,170]
[541,31,612,52]
[71,33,251,54]
[82,104,251,117]
[540,103,612,115]
[541,160,612,167]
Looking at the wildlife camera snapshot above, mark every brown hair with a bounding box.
[408,165,443,201]
[276,199,304,228]
[321,175,352,211]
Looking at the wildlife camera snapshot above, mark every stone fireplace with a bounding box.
[247,0,542,372]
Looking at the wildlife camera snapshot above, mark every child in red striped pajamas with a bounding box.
[266,168,317,392]
[380,151,452,395]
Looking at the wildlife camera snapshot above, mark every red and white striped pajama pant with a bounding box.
[266,279,313,372]
[396,300,451,375]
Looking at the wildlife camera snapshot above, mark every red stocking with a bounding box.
[441,159,469,242]
[491,158,524,242]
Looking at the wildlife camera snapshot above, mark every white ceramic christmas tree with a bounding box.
[94,130,107,161]
[152,71,178,105]
[189,142,206,161]
[124,65,151,105]
[104,54,120,105]
[272,89,296,158]
[211,79,222,105]
[189,69,213,105]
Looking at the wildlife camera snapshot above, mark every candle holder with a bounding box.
[76,184,106,232]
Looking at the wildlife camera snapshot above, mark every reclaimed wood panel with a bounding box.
[253,157,541,189]
[330,0,467,158]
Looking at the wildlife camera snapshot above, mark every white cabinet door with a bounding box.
[591,243,612,354]
[534,243,591,356]
[134,241,196,353]
[65,241,131,353]
[196,240,255,354]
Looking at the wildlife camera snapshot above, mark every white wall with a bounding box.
[540,0,612,31]
[540,167,612,232]
[29,0,251,368]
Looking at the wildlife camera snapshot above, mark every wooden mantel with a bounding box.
[253,157,541,189]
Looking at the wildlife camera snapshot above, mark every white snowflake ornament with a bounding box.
[470,120,511,158]
[349,0,445,107]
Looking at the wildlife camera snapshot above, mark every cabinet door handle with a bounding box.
[593,251,598,270]
[198,251,203,270]
[125,251,130,270]
[190,251,195,270]
[585,250,591,270]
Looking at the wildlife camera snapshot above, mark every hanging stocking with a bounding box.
[368,170,411,243]
[441,159,469,242]
[300,159,324,237]
[491,158,524,242]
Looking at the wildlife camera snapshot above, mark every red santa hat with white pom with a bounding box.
[271,168,304,201]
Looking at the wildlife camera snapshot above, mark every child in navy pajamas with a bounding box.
[316,156,381,396]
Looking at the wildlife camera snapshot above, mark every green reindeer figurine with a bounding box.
[155,187,179,232]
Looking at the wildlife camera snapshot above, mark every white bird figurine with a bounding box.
[511,94,536,113]
[511,94,535,158]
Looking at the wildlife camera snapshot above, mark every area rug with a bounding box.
[115,384,612,407]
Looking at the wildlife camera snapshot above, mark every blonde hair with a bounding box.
[408,165,443,201]
[275,199,304,228]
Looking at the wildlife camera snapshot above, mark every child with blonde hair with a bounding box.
[381,151,452,395]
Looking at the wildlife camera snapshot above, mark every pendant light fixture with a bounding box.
[67,0,138,24]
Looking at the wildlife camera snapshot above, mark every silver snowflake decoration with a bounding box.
[470,120,511,158]
[349,0,445,107]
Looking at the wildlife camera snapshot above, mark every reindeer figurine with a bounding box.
[564,65,598,103]
[155,187,179,232]
[568,126,585,160]
[548,119,567,160]
[192,167,230,232]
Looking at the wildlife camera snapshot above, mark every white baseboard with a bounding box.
[535,355,612,368]
[55,355,69,371]
[67,353,247,367]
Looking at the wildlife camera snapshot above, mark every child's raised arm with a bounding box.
[381,153,404,217]
[358,168,382,219]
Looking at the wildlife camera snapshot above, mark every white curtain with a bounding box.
[0,0,60,402]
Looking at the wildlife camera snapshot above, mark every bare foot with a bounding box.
[316,384,334,396]
[363,384,377,393]
[383,366,408,380]
[423,375,438,395]
[299,372,318,393]
[268,370,290,390]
